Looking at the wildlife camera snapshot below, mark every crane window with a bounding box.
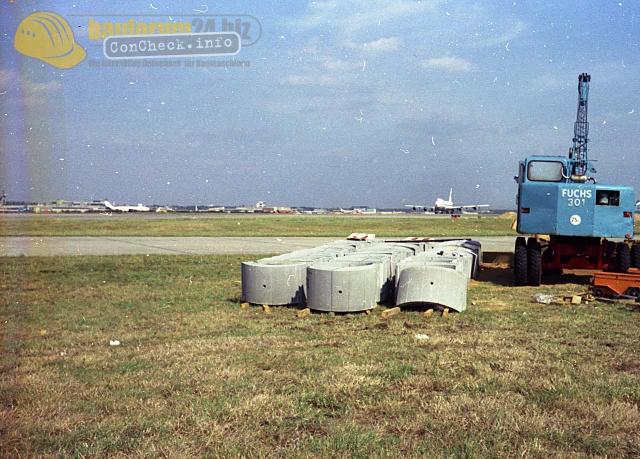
[596,190,620,206]
[527,161,563,182]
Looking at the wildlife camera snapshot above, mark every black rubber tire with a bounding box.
[626,287,640,298]
[527,238,542,286]
[631,244,640,269]
[514,237,528,286]
[617,243,631,273]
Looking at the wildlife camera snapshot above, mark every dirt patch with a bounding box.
[612,360,640,375]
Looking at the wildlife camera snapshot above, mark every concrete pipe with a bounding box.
[395,264,468,312]
[307,261,379,312]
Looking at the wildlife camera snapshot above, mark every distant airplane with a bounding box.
[338,207,377,215]
[104,200,150,212]
[405,188,490,214]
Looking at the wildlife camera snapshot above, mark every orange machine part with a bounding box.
[592,268,640,296]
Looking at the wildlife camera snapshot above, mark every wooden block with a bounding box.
[262,304,272,314]
[240,302,250,309]
[381,307,401,319]
[571,295,582,305]
[423,308,434,318]
[296,308,310,318]
[442,308,449,318]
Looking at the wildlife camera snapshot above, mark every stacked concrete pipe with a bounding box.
[307,261,380,312]
[241,239,481,313]
[306,243,421,310]
[427,240,481,278]
[395,240,479,312]
[241,241,364,305]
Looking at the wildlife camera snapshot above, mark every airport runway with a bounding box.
[0,236,515,257]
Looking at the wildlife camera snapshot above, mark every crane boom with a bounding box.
[570,72,590,177]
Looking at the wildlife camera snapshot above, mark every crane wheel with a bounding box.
[617,243,631,273]
[514,237,528,286]
[527,238,542,286]
[631,244,640,269]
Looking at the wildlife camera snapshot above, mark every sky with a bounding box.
[1,0,639,208]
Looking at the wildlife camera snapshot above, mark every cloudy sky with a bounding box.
[1,1,639,208]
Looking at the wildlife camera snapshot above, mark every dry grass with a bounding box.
[1,255,639,457]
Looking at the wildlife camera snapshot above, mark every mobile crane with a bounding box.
[513,73,639,286]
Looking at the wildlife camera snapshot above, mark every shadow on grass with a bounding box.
[477,265,592,287]
[477,265,513,286]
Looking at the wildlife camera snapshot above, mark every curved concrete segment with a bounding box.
[241,241,363,305]
[332,254,392,301]
[420,249,475,279]
[242,260,309,305]
[307,262,379,312]
[395,264,468,312]
[426,240,481,278]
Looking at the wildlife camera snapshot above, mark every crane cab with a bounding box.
[513,155,637,286]
[516,155,634,238]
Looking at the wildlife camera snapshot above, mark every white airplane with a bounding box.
[405,188,490,214]
[338,207,376,215]
[104,200,150,212]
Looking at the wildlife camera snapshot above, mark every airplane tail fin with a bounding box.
[448,188,453,203]
[104,200,114,210]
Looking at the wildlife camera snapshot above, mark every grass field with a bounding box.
[2,255,639,457]
[0,214,519,237]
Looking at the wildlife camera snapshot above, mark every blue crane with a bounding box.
[513,73,638,286]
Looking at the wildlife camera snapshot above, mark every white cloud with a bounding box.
[0,69,17,87]
[422,57,473,72]
[280,56,361,87]
[530,74,571,92]
[323,57,361,72]
[25,80,61,93]
[280,74,340,86]
[361,37,401,53]
[0,69,61,106]
[462,19,527,48]
[290,0,439,33]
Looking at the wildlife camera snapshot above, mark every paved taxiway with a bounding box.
[0,236,515,257]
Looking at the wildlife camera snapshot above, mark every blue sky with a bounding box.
[1,0,639,208]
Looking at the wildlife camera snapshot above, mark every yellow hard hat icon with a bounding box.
[14,11,86,69]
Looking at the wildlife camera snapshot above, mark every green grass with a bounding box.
[0,214,518,237]
[2,255,639,457]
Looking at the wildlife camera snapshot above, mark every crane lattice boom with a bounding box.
[571,72,590,177]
